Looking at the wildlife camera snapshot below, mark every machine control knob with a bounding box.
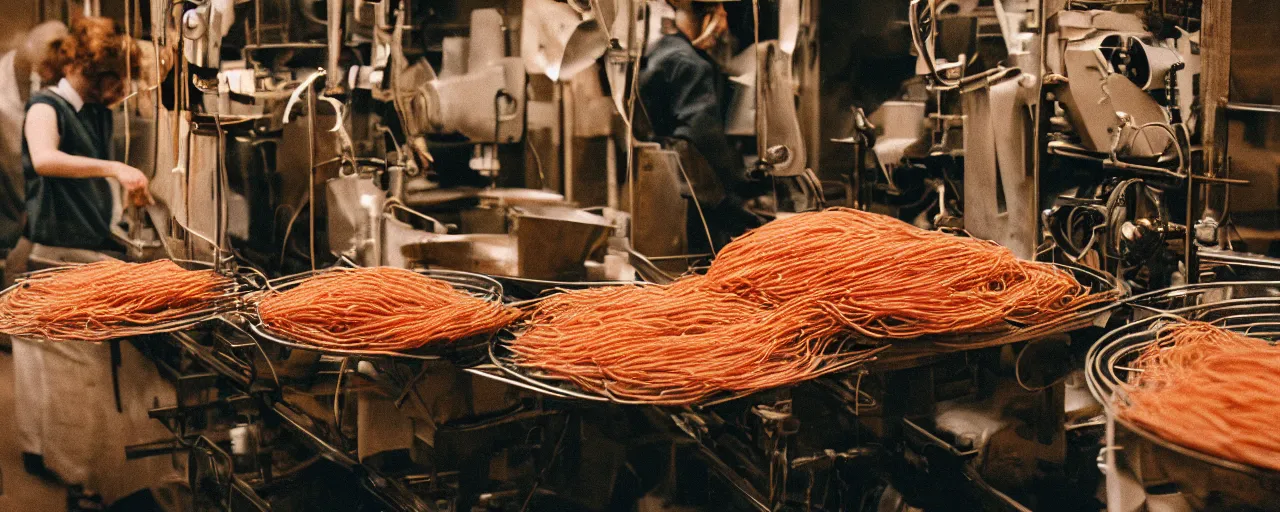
[1194,216,1220,246]
[764,145,790,165]
[182,9,208,40]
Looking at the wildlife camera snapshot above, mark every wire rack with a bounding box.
[1085,281,1280,509]
[484,263,1115,406]
[486,329,889,407]
[247,268,506,361]
[0,260,254,343]
[922,263,1122,351]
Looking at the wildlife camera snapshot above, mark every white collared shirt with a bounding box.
[51,77,85,112]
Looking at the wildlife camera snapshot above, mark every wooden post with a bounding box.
[1190,0,1232,281]
[1201,0,1232,177]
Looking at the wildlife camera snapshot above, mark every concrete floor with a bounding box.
[0,348,66,511]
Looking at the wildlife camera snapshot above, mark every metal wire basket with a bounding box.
[0,259,253,342]
[247,267,507,361]
[486,328,888,406]
[1086,282,1280,511]
[484,262,1117,406]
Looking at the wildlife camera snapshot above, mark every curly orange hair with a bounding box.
[38,16,140,85]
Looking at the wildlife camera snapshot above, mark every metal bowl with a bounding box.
[1087,282,1280,511]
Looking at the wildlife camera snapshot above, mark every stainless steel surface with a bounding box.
[514,207,613,280]
[556,18,610,82]
[961,74,1037,259]
[630,144,689,272]
[326,175,386,262]
[402,186,568,208]
[395,204,614,280]
[403,233,519,277]
[513,205,613,227]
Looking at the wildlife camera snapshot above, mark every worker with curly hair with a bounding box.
[15,16,180,512]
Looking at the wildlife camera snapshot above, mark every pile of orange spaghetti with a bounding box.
[1119,321,1280,471]
[511,276,886,404]
[0,259,235,342]
[509,208,1111,404]
[256,267,518,353]
[704,208,1110,338]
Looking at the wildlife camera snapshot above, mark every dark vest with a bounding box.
[21,91,119,251]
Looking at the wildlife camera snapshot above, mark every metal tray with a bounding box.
[247,267,507,362]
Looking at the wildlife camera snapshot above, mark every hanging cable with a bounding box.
[908,0,961,88]
[674,158,717,254]
[624,2,646,231]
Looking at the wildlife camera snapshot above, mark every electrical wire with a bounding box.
[1131,121,1185,174]
[624,7,645,231]
[333,356,349,432]
[529,132,547,189]
[1014,339,1066,392]
[674,158,717,254]
[908,0,961,88]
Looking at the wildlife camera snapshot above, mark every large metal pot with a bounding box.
[1088,283,1280,512]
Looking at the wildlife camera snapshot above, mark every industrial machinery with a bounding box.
[836,0,1268,293]
[22,0,1273,510]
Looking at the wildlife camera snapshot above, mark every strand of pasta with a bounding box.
[513,277,884,404]
[704,208,1111,338]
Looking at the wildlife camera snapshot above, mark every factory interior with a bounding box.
[0,0,1277,510]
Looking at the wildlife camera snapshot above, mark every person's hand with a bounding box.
[112,163,154,206]
[692,6,729,50]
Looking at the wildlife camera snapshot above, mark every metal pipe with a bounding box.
[1185,134,1197,282]
[606,135,618,209]
[1032,0,1048,253]
[624,0,645,231]
[1224,102,1280,114]
[307,86,318,271]
[213,116,226,270]
[752,0,766,159]
[562,82,575,202]
[253,0,262,44]
[326,0,342,93]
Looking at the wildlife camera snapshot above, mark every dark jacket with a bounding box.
[639,33,746,204]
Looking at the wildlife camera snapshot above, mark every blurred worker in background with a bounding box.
[0,22,68,273]
[639,0,766,251]
[15,16,179,512]
[1,14,66,482]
